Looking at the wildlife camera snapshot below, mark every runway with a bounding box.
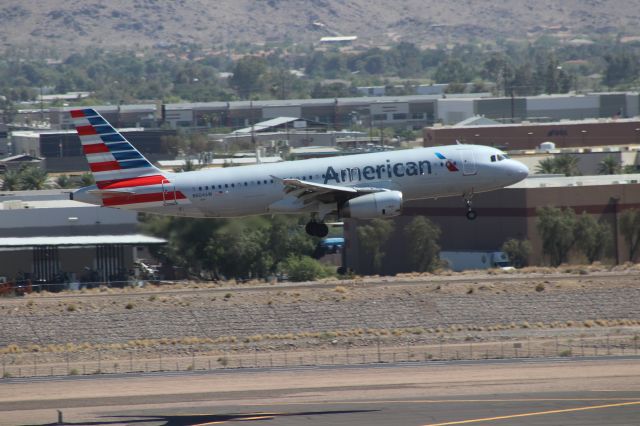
[2,356,639,426]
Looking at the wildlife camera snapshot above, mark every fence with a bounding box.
[2,334,639,379]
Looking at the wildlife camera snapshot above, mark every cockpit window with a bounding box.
[497,154,505,161]
[490,155,496,162]
[503,154,510,159]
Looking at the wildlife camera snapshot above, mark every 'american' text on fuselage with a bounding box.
[324,159,432,184]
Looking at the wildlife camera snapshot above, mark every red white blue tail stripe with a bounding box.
[70,108,187,208]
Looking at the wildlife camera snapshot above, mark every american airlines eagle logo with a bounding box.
[435,152,459,172]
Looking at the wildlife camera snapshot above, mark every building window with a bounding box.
[392,113,407,120]
[373,114,386,121]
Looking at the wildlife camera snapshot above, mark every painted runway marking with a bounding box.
[422,400,640,425]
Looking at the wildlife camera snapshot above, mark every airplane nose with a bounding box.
[508,161,529,182]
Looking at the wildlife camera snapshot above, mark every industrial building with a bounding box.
[11,128,177,172]
[0,190,165,286]
[37,91,638,135]
[424,117,640,151]
[344,174,640,275]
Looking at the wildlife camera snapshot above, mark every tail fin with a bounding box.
[69,108,162,188]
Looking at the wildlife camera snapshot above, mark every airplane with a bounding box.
[69,108,529,237]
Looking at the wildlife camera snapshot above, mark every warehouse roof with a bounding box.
[0,234,166,247]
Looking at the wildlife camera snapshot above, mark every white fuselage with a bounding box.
[130,144,528,218]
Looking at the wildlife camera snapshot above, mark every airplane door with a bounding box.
[460,149,477,176]
[161,179,178,205]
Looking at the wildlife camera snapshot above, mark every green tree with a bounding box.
[597,156,621,175]
[604,52,640,87]
[403,216,441,272]
[142,215,226,277]
[501,238,532,268]
[356,219,394,274]
[18,166,48,190]
[620,209,640,262]
[574,212,611,263]
[434,58,471,84]
[230,56,267,98]
[206,219,271,279]
[1,169,20,190]
[536,206,577,266]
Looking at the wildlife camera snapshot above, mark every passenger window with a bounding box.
[257,181,260,185]
[224,184,228,188]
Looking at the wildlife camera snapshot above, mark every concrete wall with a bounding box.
[526,95,599,121]
[436,99,475,125]
[0,203,138,237]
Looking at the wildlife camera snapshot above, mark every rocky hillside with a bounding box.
[1,0,640,51]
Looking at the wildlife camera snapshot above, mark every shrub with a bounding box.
[279,255,331,282]
[502,238,532,268]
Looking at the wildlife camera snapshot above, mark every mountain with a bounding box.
[1,0,639,51]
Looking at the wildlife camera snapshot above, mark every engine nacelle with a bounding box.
[340,191,403,219]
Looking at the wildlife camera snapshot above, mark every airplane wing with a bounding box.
[271,175,388,206]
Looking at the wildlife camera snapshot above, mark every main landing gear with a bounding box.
[305,221,329,237]
[464,196,477,221]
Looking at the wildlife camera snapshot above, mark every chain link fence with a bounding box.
[2,334,639,379]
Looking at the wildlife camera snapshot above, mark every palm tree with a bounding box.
[80,172,95,186]
[554,154,580,176]
[535,157,557,174]
[173,159,201,173]
[55,174,74,189]
[19,166,49,190]
[597,156,621,175]
[1,169,20,190]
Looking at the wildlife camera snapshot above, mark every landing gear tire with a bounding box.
[463,194,477,220]
[305,221,329,237]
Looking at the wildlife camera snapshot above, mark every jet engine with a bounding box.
[340,191,402,219]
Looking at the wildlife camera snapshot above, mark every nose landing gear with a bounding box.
[464,195,477,220]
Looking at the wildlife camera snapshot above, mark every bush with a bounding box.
[279,255,331,282]
[502,238,532,268]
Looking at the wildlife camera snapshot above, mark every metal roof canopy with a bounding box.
[0,234,166,248]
